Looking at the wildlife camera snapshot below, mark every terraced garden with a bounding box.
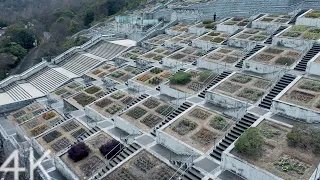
[20,110,63,137]
[7,103,45,124]
[168,69,216,94]
[36,119,88,155]
[87,63,117,80]
[119,47,148,61]
[135,67,172,87]
[231,120,320,180]
[120,97,173,132]
[108,66,143,83]
[90,90,137,118]
[202,47,244,66]
[68,85,106,108]
[223,17,250,27]
[143,34,174,46]
[257,14,293,23]
[280,25,320,40]
[61,132,114,179]
[141,47,178,62]
[234,28,270,42]
[166,33,199,46]
[167,47,208,63]
[164,106,233,152]
[197,31,228,44]
[250,47,302,67]
[280,78,320,111]
[105,150,177,180]
[214,73,270,104]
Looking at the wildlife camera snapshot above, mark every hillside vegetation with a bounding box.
[0,0,147,79]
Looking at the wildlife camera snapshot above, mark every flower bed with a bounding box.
[51,137,71,152]
[274,154,310,176]
[223,18,250,26]
[85,86,101,94]
[142,98,161,109]
[73,93,97,107]
[155,105,174,116]
[42,111,56,120]
[189,108,211,120]
[191,128,215,145]
[234,28,269,42]
[299,80,320,92]
[137,74,152,82]
[172,119,197,135]
[281,25,320,40]
[254,79,270,89]
[62,120,80,132]
[237,88,264,101]
[141,114,162,127]
[111,91,126,100]
[287,90,315,103]
[217,82,242,93]
[105,104,123,114]
[231,74,252,84]
[210,116,229,130]
[42,130,62,143]
[126,107,147,119]
[111,71,125,78]
[95,98,113,108]
[71,128,87,138]
[31,125,48,136]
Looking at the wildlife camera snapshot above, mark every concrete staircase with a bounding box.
[26,67,69,94]
[76,126,101,142]
[235,44,264,68]
[288,9,309,24]
[198,71,232,99]
[59,53,101,76]
[259,74,296,109]
[126,94,149,108]
[151,102,193,136]
[264,26,287,44]
[3,83,32,101]
[294,43,320,71]
[92,143,141,179]
[210,113,258,161]
[88,41,127,60]
[170,160,204,180]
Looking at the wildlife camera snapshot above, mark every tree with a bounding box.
[68,142,90,162]
[4,24,36,49]
[84,10,94,26]
[170,72,192,85]
[234,127,264,158]
[2,42,27,60]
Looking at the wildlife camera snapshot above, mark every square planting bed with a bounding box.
[7,102,45,124]
[52,81,85,100]
[166,24,193,35]
[87,63,117,80]
[196,31,228,44]
[61,132,116,179]
[120,97,173,132]
[249,47,302,67]
[233,28,270,42]
[20,110,63,137]
[140,47,180,62]
[164,106,234,152]
[107,66,143,83]
[257,14,293,24]
[279,25,320,40]
[134,67,172,88]
[200,47,244,67]
[222,17,250,27]
[68,85,106,109]
[143,34,174,46]
[231,120,320,180]
[279,78,320,112]
[119,47,148,61]
[104,150,177,180]
[166,47,209,64]
[165,33,199,47]
[36,119,89,155]
[90,90,138,118]
[168,69,217,95]
[213,73,270,104]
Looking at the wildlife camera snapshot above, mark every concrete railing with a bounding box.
[51,34,116,64]
[0,61,48,88]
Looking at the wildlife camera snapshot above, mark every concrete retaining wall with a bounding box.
[114,116,140,134]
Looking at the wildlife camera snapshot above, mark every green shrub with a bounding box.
[210,116,229,130]
[290,25,308,32]
[237,88,264,101]
[202,20,213,24]
[234,127,264,157]
[212,37,225,43]
[198,70,213,82]
[85,86,101,94]
[205,24,216,29]
[284,31,301,37]
[170,72,192,85]
[305,12,320,18]
[299,80,320,92]
[286,123,313,149]
[302,32,320,40]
